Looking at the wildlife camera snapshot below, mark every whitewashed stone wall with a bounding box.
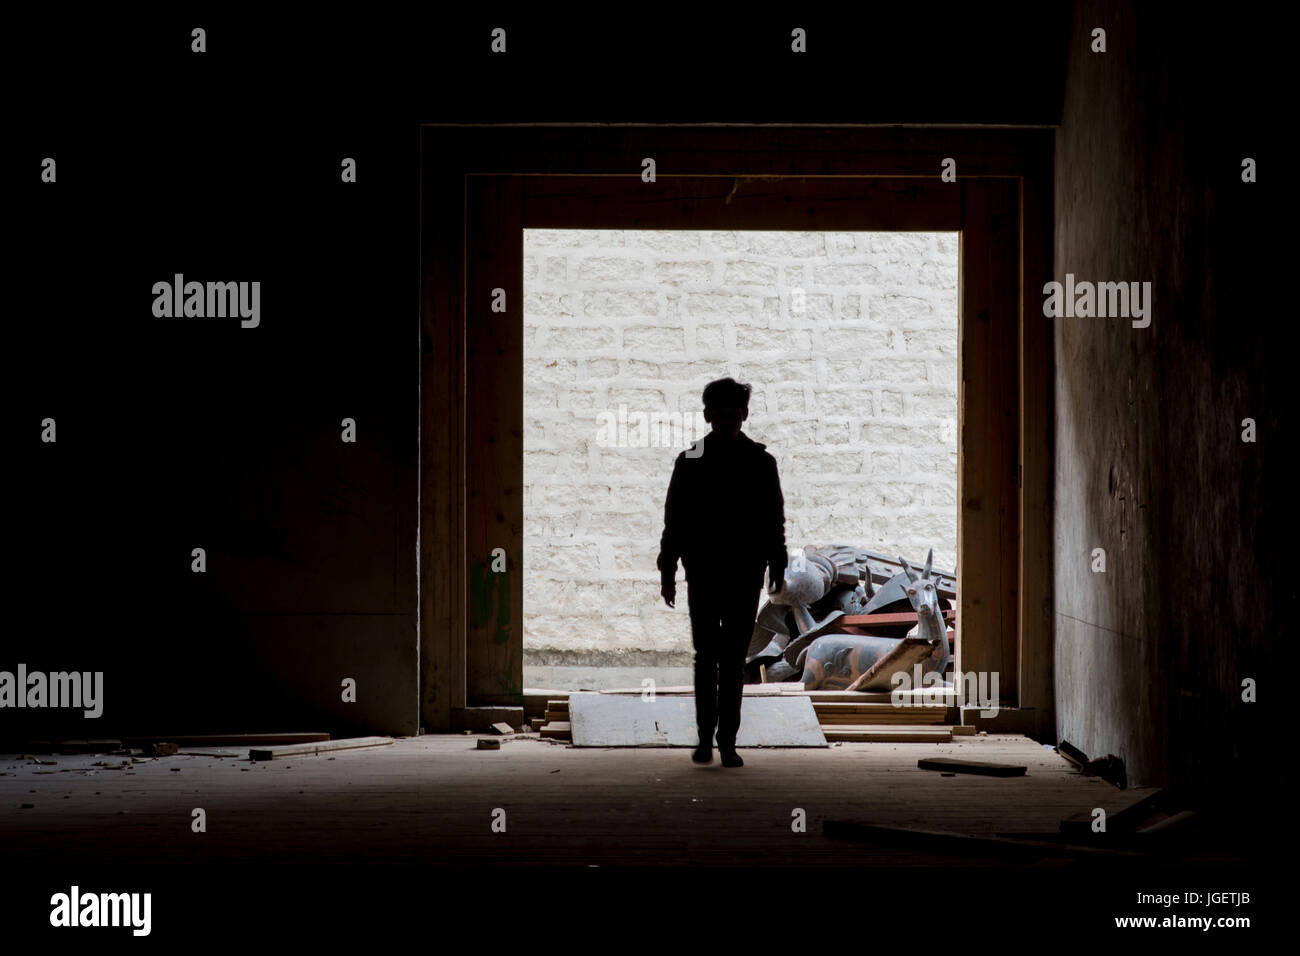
[523,230,957,671]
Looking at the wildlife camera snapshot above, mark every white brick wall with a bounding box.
[523,230,958,664]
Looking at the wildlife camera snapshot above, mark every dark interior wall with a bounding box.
[1053,1,1284,798]
[9,109,418,740]
[7,7,1074,743]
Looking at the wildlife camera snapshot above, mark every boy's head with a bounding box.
[702,377,751,434]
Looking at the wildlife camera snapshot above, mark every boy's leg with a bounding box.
[715,573,765,750]
[686,580,722,747]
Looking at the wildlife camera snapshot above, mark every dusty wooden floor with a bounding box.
[0,733,1153,866]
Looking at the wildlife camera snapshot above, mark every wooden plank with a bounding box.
[1018,155,1054,730]
[122,733,330,747]
[1059,788,1164,838]
[816,713,948,726]
[539,721,571,739]
[823,727,952,742]
[420,133,467,732]
[787,688,957,704]
[249,737,394,761]
[28,739,123,754]
[464,174,524,706]
[811,702,949,714]
[598,684,799,695]
[841,610,957,627]
[1056,740,1087,768]
[917,757,1026,777]
[176,750,241,758]
[813,705,951,724]
[844,638,937,692]
[957,177,1020,703]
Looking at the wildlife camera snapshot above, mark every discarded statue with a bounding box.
[744,544,955,691]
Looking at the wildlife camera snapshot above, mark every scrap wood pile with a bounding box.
[747,543,957,691]
[534,686,972,744]
[536,544,963,745]
[536,698,570,740]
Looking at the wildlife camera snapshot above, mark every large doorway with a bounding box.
[420,127,1053,734]
[521,228,958,691]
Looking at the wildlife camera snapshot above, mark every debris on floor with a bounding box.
[1056,739,1127,788]
[125,733,330,748]
[249,736,394,761]
[539,698,571,741]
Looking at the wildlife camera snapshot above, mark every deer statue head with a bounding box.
[899,549,950,675]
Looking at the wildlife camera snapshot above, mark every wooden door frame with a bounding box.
[420,125,1053,736]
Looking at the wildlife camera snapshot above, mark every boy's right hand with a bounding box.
[661,582,676,608]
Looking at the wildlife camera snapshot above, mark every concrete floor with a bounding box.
[0,732,1224,867]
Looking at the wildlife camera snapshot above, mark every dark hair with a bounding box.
[702,377,751,411]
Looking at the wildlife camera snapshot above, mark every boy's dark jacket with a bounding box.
[657,430,787,587]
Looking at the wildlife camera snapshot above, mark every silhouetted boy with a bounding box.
[657,378,787,767]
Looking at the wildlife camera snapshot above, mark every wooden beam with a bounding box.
[841,609,957,627]
[917,757,1026,777]
[441,126,1055,179]
[1017,150,1055,730]
[523,176,960,231]
[420,133,468,731]
[822,727,952,743]
[465,175,525,707]
[249,737,394,761]
[122,733,329,747]
[957,178,1020,702]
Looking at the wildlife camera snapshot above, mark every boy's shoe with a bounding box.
[719,747,744,768]
[691,744,713,764]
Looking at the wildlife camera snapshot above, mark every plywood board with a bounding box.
[569,693,826,747]
[845,638,938,692]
